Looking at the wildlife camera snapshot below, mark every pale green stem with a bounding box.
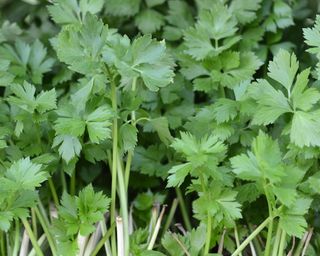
[117,155,129,256]
[21,218,44,256]
[278,230,287,255]
[48,178,59,208]
[175,188,192,231]
[232,217,272,256]
[271,224,282,256]
[34,207,57,256]
[110,74,118,256]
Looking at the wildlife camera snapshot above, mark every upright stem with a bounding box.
[34,207,58,256]
[265,185,274,256]
[21,218,44,256]
[232,217,272,256]
[234,225,242,256]
[0,232,5,256]
[110,74,118,256]
[175,188,192,232]
[124,77,137,190]
[117,156,129,256]
[12,220,20,256]
[271,223,282,256]
[48,178,59,207]
[31,208,37,238]
[278,230,287,255]
[203,214,212,255]
[70,169,76,196]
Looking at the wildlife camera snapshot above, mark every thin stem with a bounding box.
[302,228,313,256]
[293,232,308,256]
[218,228,227,254]
[90,223,115,256]
[0,232,5,256]
[124,77,137,191]
[12,220,20,256]
[278,230,287,255]
[203,214,212,255]
[70,169,76,196]
[31,208,37,239]
[116,217,124,256]
[172,233,191,256]
[21,218,44,256]
[60,169,67,193]
[34,207,58,256]
[175,188,192,232]
[117,156,129,256]
[271,223,282,256]
[161,198,178,237]
[147,206,166,250]
[48,178,59,208]
[124,152,133,190]
[265,185,274,256]
[110,74,118,256]
[234,225,242,256]
[232,217,272,256]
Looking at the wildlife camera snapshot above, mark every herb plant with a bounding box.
[1,0,320,255]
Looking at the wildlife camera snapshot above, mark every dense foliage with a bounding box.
[1,0,320,255]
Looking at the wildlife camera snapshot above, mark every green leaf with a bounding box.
[230,0,262,24]
[167,162,192,187]
[120,123,138,152]
[291,68,320,111]
[135,9,165,34]
[213,98,238,123]
[290,110,320,147]
[105,0,141,16]
[0,40,54,84]
[267,49,299,92]
[279,198,312,238]
[52,13,109,75]
[77,184,110,235]
[303,15,320,58]
[184,3,238,60]
[4,157,47,190]
[249,79,291,125]
[48,0,104,25]
[148,117,173,146]
[52,135,82,163]
[85,105,113,143]
[119,35,175,91]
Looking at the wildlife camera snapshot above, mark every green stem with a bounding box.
[12,220,20,256]
[0,232,5,256]
[264,183,274,256]
[34,207,58,256]
[21,218,44,256]
[278,230,286,255]
[204,214,212,255]
[294,233,307,256]
[48,178,59,208]
[175,188,192,231]
[161,198,179,237]
[60,168,67,193]
[117,155,129,256]
[110,75,118,256]
[234,225,242,256]
[90,223,115,256]
[265,219,274,256]
[70,169,76,196]
[124,151,133,190]
[124,77,137,191]
[232,217,272,256]
[31,208,37,239]
[271,223,282,256]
